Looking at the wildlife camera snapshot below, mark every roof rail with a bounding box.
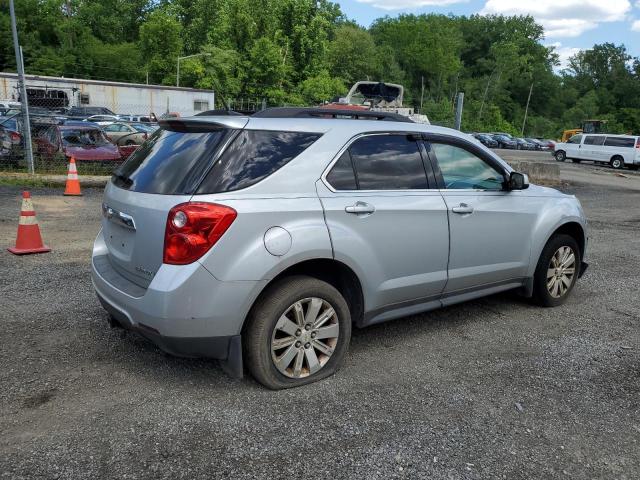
[252,107,414,123]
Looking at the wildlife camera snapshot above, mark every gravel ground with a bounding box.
[0,153,638,479]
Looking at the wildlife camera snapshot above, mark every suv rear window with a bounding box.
[112,127,230,194]
[196,130,320,193]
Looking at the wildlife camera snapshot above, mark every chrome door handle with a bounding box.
[345,202,375,215]
[452,203,474,215]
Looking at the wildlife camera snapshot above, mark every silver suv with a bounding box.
[92,108,589,389]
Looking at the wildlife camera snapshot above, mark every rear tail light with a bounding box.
[10,131,20,143]
[163,202,237,265]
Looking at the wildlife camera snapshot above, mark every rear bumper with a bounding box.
[91,230,267,377]
[97,293,243,377]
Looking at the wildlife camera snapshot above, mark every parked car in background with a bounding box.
[84,114,123,125]
[525,138,545,150]
[103,122,154,145]
[553,133,640,170]
[92,107,588,389]
[515,138,537,150]
[67,106,116,120]
[120,115,153,123]
[541,139,556,150]
[492,134,518,149]
[473,133,499,148]
[0,116,22,165]
[35,124,122,163]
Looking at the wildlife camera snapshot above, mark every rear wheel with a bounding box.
[610,156,624,169]
[555,150,566,162]
[244,275,351,389]
[532,234,580,307]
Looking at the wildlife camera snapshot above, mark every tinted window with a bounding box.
[197,130,320,193]
[431,143,504,190]
[113,127,229,194]
[604,136,636,148]
[326,151,357,190]
[567,135,583,144]
[349,135,427,190]
[584,136,605,146]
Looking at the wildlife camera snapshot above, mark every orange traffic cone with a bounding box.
[8,191,51,255]
[63,157,82,196]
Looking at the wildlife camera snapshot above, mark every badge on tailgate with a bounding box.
[102,203,136,231]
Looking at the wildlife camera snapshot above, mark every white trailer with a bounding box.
[0,72,215,117]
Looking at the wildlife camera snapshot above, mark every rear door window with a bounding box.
[603,137,636,148]
[196,130,320,193]
[347,134,428,190]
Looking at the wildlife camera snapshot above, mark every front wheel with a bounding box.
[555,150,566,162]
[244,276,351,389]
[532,234,580,307]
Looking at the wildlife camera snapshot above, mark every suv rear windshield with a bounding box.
[112,127,320,194]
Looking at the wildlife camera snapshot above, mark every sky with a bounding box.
[340,0,640,68]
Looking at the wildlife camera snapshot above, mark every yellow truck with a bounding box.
[561,120,606,142]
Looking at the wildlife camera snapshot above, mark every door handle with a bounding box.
[345,202,375,215]
[452,203,474,215]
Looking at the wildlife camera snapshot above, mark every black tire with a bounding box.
[571,159,581,163]
[243,275,352,389]
[555,150,566,162]
[531,234,581,307]
[610,156,624,169]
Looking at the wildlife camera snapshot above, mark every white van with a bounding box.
[553,134,640,170]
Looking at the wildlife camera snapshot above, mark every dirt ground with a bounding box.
[0,152,638,479]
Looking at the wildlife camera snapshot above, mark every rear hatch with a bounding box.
[101,117,246,287]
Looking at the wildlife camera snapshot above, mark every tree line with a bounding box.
[1,0,639,137]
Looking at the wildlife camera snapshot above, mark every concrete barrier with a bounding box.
[506,160,561,185]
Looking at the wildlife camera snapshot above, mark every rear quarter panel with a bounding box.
[193,195,333,282]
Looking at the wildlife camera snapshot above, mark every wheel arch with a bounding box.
[551,221,586,258]
[523,219,587,297]
[242,258,365,333]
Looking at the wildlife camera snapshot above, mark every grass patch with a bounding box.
[0,175,65,189]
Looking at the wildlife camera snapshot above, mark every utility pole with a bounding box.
[521,82,534,136]
[9,0,34,174]
[478,74,491,120]
[454,92,464,131]
[420,76,424,113]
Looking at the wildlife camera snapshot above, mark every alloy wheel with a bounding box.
[270,297,339,378]
[546,246,576,298]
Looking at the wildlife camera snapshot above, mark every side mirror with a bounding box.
[507,171,529,190]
